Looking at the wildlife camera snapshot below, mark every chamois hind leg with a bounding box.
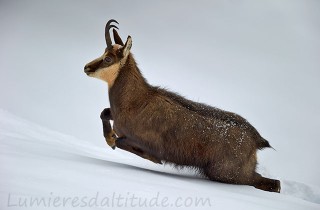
[252,173,281,193]
[100,108,162,164]
[203,152,280,193]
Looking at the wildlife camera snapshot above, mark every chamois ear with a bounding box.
[121,36,132,58]
[113,29,124,46]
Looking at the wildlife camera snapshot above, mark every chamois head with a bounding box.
[84,19,132,87]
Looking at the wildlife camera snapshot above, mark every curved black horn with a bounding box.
[105,19,119,49]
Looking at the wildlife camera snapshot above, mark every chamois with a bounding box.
[84,19,281,193]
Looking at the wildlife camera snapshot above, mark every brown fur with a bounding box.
[84,28,281,193]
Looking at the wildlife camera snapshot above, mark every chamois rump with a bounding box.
[84,20,281,193]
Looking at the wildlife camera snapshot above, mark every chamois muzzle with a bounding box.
[84,58,103,75]
[84,66,94,74]
[105,19,119,50]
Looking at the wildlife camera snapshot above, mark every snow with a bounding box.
[1,109,319,210]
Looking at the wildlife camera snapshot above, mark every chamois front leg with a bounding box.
[115,137,162,164]
[100,108,162,164]
[100,108,116,149]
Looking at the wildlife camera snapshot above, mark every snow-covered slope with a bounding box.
[0,109,319,210]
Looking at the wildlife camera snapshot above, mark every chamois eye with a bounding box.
[104,56,113,63]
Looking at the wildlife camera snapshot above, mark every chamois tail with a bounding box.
[257,137,273,150]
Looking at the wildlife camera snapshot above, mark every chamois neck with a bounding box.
[120,54,148,87]
[109,54,150,111]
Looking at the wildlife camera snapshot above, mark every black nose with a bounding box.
[84,66,93,74]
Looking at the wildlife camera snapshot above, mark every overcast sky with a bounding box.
[1,0,319,186]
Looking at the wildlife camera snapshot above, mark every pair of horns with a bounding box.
[105,19,124,49]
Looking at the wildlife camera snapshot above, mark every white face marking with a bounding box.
[93,63,121,88]
[87,44,126,89]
